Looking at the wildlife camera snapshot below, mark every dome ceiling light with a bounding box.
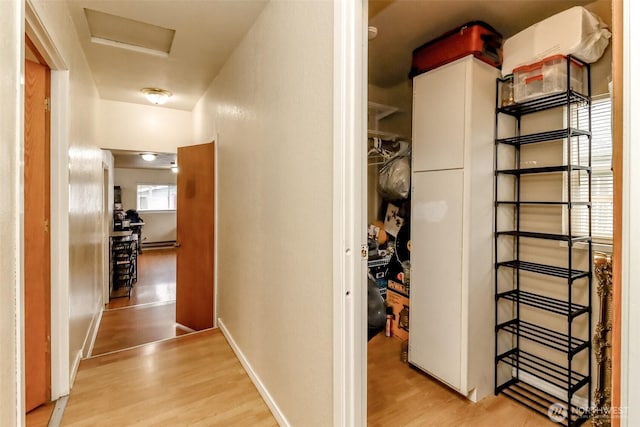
[140,152,158,162]
[141,87,172,105]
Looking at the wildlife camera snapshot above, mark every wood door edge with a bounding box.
[611,1,622,426]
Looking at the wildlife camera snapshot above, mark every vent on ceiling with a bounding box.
[84,8,175,57]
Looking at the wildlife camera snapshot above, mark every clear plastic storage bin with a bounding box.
[513,55,584,103]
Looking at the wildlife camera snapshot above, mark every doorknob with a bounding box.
[174,242,181,248]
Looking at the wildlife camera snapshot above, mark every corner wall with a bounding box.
[192,2,334,425]
[0,0,24,424]
[97,99,192,154]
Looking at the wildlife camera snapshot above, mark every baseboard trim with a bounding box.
[141,241,176,249]
[175,323,196,333]
[218,319,290,427]
[70,300,103,386]
[70,350,82,386]
[104,299,174,312]
[512,368,590,409]
[84,301,103,358]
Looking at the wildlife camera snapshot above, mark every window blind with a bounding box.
[569,96,612,242]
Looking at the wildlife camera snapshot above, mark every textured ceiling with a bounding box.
[67,0,268,111]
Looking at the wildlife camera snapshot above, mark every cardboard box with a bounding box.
[388,279,409,296]
[386,288,409,341]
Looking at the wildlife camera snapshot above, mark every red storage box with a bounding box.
[410,21,502,78]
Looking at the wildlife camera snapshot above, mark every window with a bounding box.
[137,184,177,211]
[568,95,612,243]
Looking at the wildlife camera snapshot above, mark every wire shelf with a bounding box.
[496,318,589,355]
[497,260,590,281]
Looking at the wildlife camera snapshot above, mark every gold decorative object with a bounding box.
[592,252,612,427]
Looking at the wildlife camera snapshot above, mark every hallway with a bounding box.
[32,245,583,426]
[62,329,277,426]
[56,249,581,426]
[58,330,573,426]
[39,248,277,426]
[91,248,189,356]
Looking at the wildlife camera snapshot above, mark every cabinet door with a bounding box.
[412,60,466,172]
[409,169,464,390]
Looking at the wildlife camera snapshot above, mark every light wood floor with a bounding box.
[26,401,55,427]
[62,329,277,426]
[367,333,577,427]
[91,301,190,356]
[91,248,186,356]
[65,327,589,426]
[59,247,594,425]
[107,248,177,310]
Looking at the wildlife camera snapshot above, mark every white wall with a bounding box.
[192,2,334,425]
[0,0,24,424]
[30,0,105,375]
[367,82,413,221]
[98,99,192,154]
[114,167,177,243]
[368,81,413,139]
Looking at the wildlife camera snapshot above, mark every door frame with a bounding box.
[619,0,640,424]
[333,1,640,427]
[332,0,367,425]
[101,157,113,306]
[25,0,70,401]
[102,166,109,304]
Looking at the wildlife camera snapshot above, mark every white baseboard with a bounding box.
[175,323,196,333]
[512,368,590,410]
[218,319,290,427]
[70,301,103,389]
[86,304,104,357]
[70,350,82,386]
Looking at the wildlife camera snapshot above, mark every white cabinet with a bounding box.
[412,60,466,171]
[409,56,498,402]
[411,169,464,387]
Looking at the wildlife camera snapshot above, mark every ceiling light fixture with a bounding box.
[141,87,172,105]
[140,153,157,162]
[170,161,178,173]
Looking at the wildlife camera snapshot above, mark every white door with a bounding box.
[409,168,464,390]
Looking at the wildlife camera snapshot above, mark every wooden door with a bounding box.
[176,142,215,330]
[24,59,51,412]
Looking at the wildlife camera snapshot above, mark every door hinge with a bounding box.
[44,219,49,233]
[361,244,368,259]
[44,97,51,112]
